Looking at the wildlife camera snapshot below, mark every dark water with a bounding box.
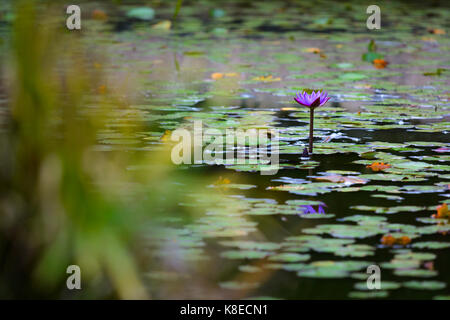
[101,1,450,299]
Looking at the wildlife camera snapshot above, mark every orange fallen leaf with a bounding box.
[160,130,172,142]
[92,9,108,20]
[305,48,321,54]
[381,234,411,246]
[152,20,171,30]
[252,75,281,82]
[211,72,224,80]
[211,72,239,80]
[424,262,434,271]
[434,203,449,219]
[97,84,107,94]
[381,234,396,246]
[397,236,411,245]
[428,28,445,35]
[421,37,437,42]
[373,59,388,69]
[366,162,391,172]
[214,176,231,185]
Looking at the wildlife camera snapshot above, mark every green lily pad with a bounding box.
[269,253,310,262]
[126,7,155,20]
[339,73,368,81]
[348,291,389,299]
[220,241,282,251]
[394,269,438,278]
[412,242,450,249]
[403,281,446,290]
[381,260,421,269]
[395,252,436,261]
[221,250,272,260]
[354,281,401,290]
[219,281,260,290]
[239,265,262,273]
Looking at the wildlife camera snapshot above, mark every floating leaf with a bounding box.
[219,281,259,290]
[354,281,400,291]
[339,73,368,81]
[239,265,262,273]
[412,242,450,249]
[381,234,411,246]
[366,162,391,172]
[394,269,437,278]
[221,250,272,260]
[433,147,450,153]
[403,281,446,290]
[395,252,436,261]
[152,20,171,30]
[126,7,155,20]
[269,253,310,262]
[432,203,449,219]
[349,291,389,299]
[305,48,322,54]
[313,175,367,185]
[252,75,281,82]
[92,9,108,20]
[381,259,421,269]
[373,59,388,69]
[423,68,446,76]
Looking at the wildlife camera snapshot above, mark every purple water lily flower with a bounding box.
[293,90,331,155]
[294,90,330,109]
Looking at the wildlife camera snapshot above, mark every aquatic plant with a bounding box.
[433,203,449,219]
[0,1,213,299]
[294,90,330,154]
[381,234,411,246]
[366,162,391,172]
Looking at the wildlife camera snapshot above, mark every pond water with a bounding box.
[94,1,450,300]
[2,0,449,299]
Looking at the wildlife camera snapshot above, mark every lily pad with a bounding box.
[126,7,155,20]
[412,242,450,249]
[269,253,310,262]
[403,281,446,290]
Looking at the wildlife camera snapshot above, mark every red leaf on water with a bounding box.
[433,147,450,153]
[366,162,391,172]
[313,175,367,185]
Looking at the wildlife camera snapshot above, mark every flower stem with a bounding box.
[309,108,314,154]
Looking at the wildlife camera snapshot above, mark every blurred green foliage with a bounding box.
[0,0,207,299]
